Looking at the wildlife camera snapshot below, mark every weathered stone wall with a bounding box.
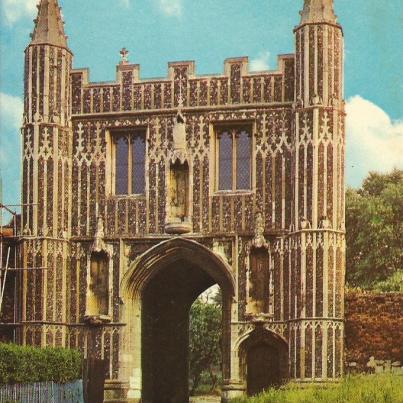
[70,107,294,239]
[345,290,403,371]
[16,1,347,399]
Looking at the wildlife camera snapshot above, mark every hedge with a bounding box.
[0,343,82,385]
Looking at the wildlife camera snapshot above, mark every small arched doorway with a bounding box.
[240,327,288,396]
[123,238,235,403]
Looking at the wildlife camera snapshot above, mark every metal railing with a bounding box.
[0,380,84,403]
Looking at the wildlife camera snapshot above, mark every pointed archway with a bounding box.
[122,238,235,402]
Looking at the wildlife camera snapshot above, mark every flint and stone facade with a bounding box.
[14,0,346,401]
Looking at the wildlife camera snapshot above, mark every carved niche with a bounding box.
[169,160,189,221]
[85,216,112,324]
[165,103,192,234]
[246,213,273,318]
[88,251,109,316]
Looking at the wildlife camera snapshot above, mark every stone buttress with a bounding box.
[289,0,346,381]
[20,0,73,346]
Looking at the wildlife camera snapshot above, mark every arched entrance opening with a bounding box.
[239,328,288,396]
[123,238,235,403]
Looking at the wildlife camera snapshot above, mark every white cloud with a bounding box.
[158,0,182,17]
[0,93,23,131]
[1,0,38,25]
[346,95,403,187]
[0,92,23,205]
[250,51,270,72]
[0,91,22,165]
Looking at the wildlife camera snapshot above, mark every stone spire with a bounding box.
[300,0,337,24]
[30,0,68,49]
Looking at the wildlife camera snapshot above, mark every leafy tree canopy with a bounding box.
[346,169,403,291]
[189,297,222,394]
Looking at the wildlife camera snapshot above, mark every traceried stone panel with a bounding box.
[72,72,83,114]
[294,108,345,231]
[104,87,112,112]
[295,23,343,109]
[83,89,91,114]
[172,65,189,106]
[230,63,241,103]
[69,105,295,239]
[283,58,295,102]
[122,71,133,111]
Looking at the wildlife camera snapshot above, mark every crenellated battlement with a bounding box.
[71,54,295,115]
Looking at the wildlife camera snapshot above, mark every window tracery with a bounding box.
[113,130,146,195]
[217,127,252,191]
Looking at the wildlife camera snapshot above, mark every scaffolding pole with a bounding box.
[0,248,10,313]
[0,202,47,342]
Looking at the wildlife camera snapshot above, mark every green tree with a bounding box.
[189,298,222,394]
[346,169,403,290]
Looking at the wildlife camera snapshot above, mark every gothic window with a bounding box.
[113,131,146,195]
[217,127,252,191]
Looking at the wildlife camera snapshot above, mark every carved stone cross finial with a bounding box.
[120,47,129,64]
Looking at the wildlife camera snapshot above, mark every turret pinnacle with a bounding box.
[300,0,337,24]
[30,0,68,49]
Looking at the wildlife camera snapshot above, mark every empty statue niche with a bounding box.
[166,159,191,234]
[246,247,271,316]
[86,251,110,323]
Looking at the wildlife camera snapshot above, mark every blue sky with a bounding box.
[0,0,402,212]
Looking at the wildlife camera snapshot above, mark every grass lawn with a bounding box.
[231,374,403,403]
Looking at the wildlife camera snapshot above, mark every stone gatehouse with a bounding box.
[9,0,346,401]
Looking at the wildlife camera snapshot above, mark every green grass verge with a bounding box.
[231,374,403,403]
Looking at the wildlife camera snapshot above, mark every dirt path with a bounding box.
[190,396,221,403]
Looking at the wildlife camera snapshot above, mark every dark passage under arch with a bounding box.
[142,261,233,402]
[142,261,216,402]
